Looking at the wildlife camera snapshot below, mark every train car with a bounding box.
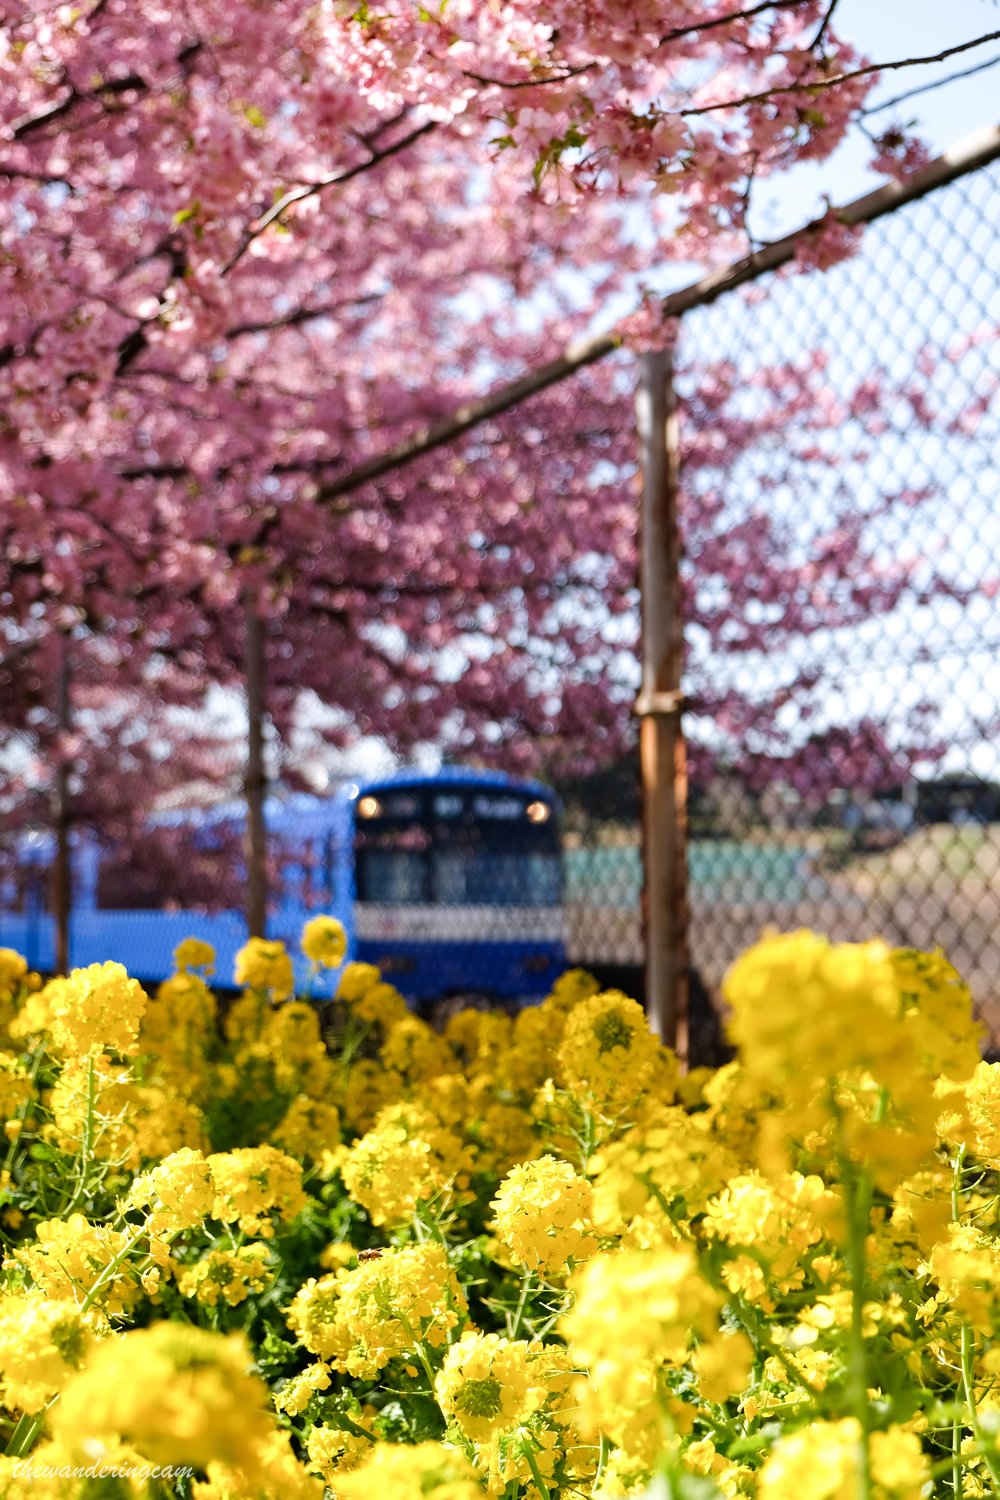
[0,768,566,1004]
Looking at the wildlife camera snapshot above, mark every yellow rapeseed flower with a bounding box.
[126,1146,215,1234]
[557,990,664,1111]
[491,1155,596,1275]
[435,1331,544,1443]
[758,1417,928,1500]
[0,1291,93,1413]
[233,937,294,1001]
[14,1214,139,1319]
[176,1243,273,1308]
[286,1244,465,1379]
[45,961,147,1058]
[0,949,27,1010]
[336,961,382,1005]
[52,1324,274,1475]
[172,937,216,975]
[301,914,347,968]
[330,1440,480,1500]
[208,1145,307,1237]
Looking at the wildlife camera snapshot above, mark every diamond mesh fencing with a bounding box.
[669,156,1000,1043]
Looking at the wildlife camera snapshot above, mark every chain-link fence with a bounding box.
[562,147,1000,1048]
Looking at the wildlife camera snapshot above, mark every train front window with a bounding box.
[354,819,431,904]
[354,789,561,906]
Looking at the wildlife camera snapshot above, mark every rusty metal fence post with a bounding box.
[244,600,268,938]
[636,349,689,1058]
[52,630,72,975]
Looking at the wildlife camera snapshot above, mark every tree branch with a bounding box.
[460,63,595,90]
[307,123,1000,505]
[809,0,842,54]
[219,120,438,277]
[660,0,805,45]
[225,292,385,340]
[860,52,1000,117]
[460,2,809,87]
[11,41,201,139]
[0,164,76,187]
[679,29,1000,117]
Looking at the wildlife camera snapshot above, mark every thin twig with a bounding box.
[861,53,1000,117]
[661,0,805,46]
[810,0,843,54]
[219,121,437,276]
[680,29,1000,117]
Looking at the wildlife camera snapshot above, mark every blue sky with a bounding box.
[756,0,1000,234]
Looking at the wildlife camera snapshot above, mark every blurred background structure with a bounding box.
[2,130,999,1049]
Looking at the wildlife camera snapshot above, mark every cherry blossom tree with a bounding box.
[1,0,996,857]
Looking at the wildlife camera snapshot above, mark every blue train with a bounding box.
[0,769,567,1003]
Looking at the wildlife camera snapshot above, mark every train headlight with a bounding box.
[358,796,383,819]
[525,801,551,824]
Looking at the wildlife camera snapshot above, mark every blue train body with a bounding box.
[0,769,566,1004]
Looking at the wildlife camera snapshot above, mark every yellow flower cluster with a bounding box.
[726,932,981,1176]
[435,1331,544,1442]
[0,1291,92,1413]
[304,1400,375,1484]
[233,936,295,1001]
[51,1324,274,1474]
[331,1440,481,1500]
[590,1103,739,1238]
[173,937,216,975]
[301,914,347,968]
[0,949,28,998]
[0,1053,33,1121]
[42,961,147,1058]
[271,1096,341,1160]
[286,1244,465,1378]
[176,1243,273,1307]
[340,1101,471,1226]
[336,961,382,1004]
[759,1417,929,1500]
[490,1155,596,1274]
[12,1214,139,1318]
[556,990,666,1110]
[562,1244,737,1460]
[702,1170,843,1306]
[0,921,997,1500]
[126,1147,215,1234]
[208,1145,307,1236]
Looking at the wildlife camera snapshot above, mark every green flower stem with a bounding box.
[338,1009,372,1093]
[78,1223,146,1317]
[843,1161,873,1500]
[950,1146,1000,1493]
[2,1039,47,1176]
[519,1434,552,1500]
[960,1320,1000,1493]
[927,1441,988,1483]
[393,1312,439,1393]
[5,1401,56,1458]
[509,1268,535,1340]
[593,1434,611,1493]
[578,1108,596,1173]
[64,1051,97,1215]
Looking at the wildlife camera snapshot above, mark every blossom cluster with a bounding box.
[0,924,993,1499]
